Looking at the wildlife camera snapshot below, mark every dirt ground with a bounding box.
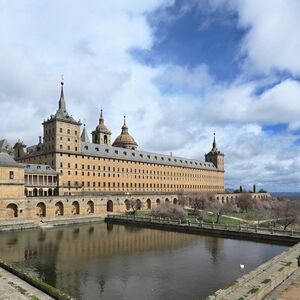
[280,275,300,300]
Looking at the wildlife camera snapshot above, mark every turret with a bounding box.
[205,133,224,171]
[91,108,111,145]
[13,140,27,160]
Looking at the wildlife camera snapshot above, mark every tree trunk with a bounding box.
[216,213,220,224]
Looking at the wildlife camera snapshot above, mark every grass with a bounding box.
[187,211,242,225]
[261,278,271,284]
[132,210,243,225]
[130,209,300,230]
[17,286,27,295]
[248,287,259,294]
[223,280,237,289]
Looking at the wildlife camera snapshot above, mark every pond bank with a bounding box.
[105,214,300,245]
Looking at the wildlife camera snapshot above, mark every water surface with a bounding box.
[0,223,287,299]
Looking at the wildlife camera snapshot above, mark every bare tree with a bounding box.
[236,193,253,213]
[128,199,143,214]
[190,193,210,213]
[152,203,187,220]
[272,199,300,230]
[208,201,235,224]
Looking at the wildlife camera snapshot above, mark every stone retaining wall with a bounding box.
[0,192,178,220]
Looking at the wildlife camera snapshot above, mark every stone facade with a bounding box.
[12,81,225,196]
[0,193,178,219]
[0,153,24,200]
[0,81,226,220]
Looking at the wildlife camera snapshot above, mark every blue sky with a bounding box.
[1,0,300,192]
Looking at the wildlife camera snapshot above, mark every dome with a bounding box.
[112,116,138,150]
[95,123,111,134]
[93,109,111,134]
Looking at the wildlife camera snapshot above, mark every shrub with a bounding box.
[152,204,187,220]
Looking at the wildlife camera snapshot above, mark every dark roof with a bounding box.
[0,152,23,168]
[81,142,216,170]
[23,164,57,174]
[0,139,13,153]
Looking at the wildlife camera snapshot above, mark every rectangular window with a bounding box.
[9,171,14,179]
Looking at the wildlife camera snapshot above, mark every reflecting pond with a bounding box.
[0,223,287,299]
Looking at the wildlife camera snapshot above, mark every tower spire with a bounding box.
[212,132,217,151]
[58,76,66,113]
[99,107,105,124]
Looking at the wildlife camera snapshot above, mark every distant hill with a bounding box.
[271,192,300,200]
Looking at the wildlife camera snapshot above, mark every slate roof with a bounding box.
[81,125,90,143]
[81,142,217,170]
[23,164,57,174]
[0,139,13,153]
[0,152,23,168]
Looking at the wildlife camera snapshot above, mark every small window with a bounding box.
[115,150,118,154]
[123,151,127,155]
[67,129,70,134]
[105,149,109,153]
[9,171,14,179]
[60,128,62,133]
[95,147,99,151]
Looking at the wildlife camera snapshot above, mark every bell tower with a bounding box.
[91,109,111,145]
[42,80,81,153]
[205,133,224,171]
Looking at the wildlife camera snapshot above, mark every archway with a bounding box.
[156,198,160,206]
[55,201,64,216]
[48,189,53,196]
[39,189,43,197]
[165,198,170,204]
[36,202,46,217]
[173,198,178,205]
[136,199,142,210]
[146,199,151,209]
[54,188,59,196]
[25,188,28,197]
[104,135,108,144]
[124,199,130,211]
[33,188,38,197]
[87,200,94,214]
[72,201,80,215]
[6,203,18,218]
[107,200,113,212]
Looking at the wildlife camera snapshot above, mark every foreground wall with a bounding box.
[0,193,179,220]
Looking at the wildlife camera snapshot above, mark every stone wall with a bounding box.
[0,192,179,220]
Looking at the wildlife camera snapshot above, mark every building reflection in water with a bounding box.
[0,223,286,300]
[0,223,202,296]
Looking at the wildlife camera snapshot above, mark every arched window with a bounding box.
[104,135,108,144]
[87,201,94,214]
[146,199,151,209]
[36,202,46,217]
[107,200,113,212]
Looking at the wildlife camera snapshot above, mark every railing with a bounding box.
[106,214,300,238]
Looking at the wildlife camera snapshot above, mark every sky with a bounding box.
[1,0,300,192]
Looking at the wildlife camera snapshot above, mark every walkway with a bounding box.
[0,267,54,300]
[264,268,300,300]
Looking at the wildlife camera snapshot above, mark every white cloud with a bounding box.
[231,0,300,76]
[1,0,300,192]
